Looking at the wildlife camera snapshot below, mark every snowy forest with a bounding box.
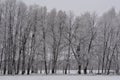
[0,0,120,75]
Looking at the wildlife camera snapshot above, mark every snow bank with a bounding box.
[0,75,120,80]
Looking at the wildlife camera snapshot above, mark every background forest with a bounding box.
[0,0,120,75]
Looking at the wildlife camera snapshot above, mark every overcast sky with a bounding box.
[21,0,120,15]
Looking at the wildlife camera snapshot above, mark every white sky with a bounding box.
[21,0,120,15]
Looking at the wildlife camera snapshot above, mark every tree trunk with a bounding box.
[84,67,87,74]
[52,60,56,74]
[78,65,81,74]
[84,61,88,74]
[22,47,26,75]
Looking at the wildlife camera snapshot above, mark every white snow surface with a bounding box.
[0,75,120,80]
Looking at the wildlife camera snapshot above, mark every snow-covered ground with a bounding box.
[0,75,120,80]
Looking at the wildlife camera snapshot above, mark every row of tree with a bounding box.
[0,0,120,75]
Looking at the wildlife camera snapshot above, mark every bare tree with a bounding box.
[39,7,48,74]
[64,12,74,74]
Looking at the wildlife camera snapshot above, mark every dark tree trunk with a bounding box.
[52,67,55,74]
[65,63,68,74]
[21,48,26,75]
[52,62,56,74]
[84,67,87,74]
[65,68,67,74]
[3,60,7,75]
[27,58,31,75]
[78,65,81,74]
[16,51,21,75]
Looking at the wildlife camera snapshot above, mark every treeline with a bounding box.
[0,0,120,75]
